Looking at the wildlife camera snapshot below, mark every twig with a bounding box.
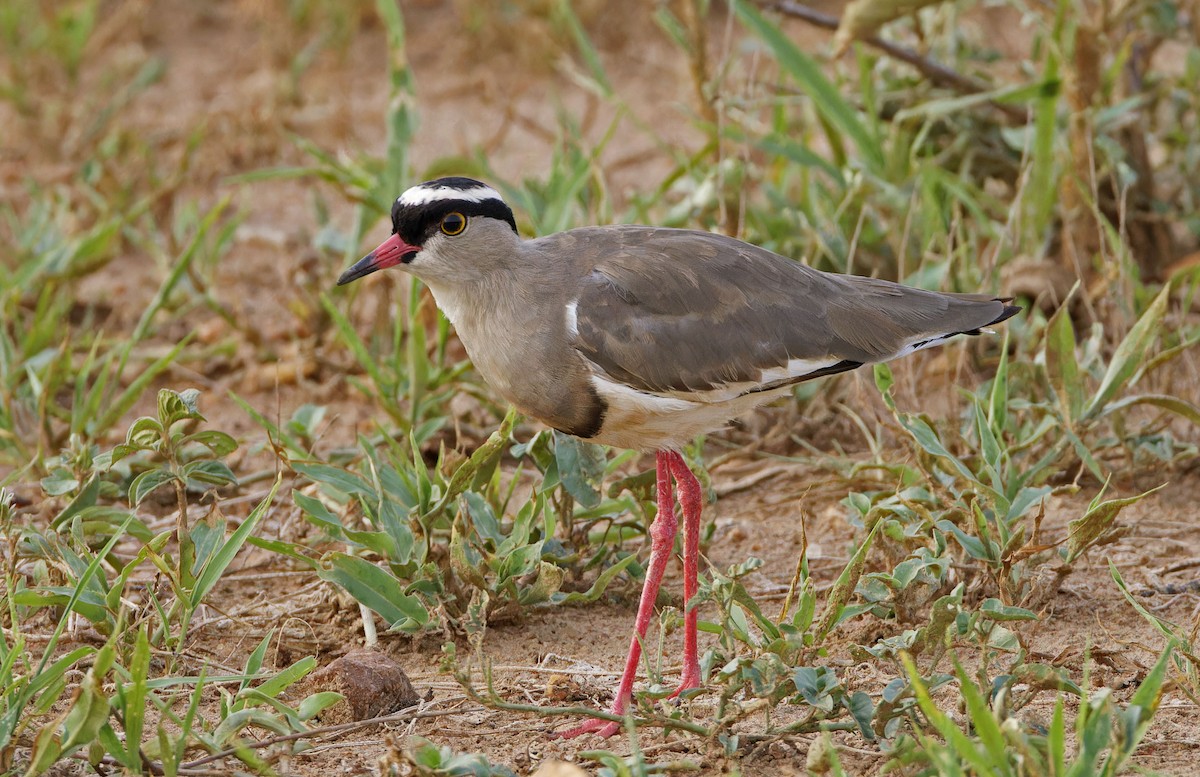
[455,661,712,737]
[360,603,378,647]
[763,0,1029,122]
[181,700,464,769]
[70,752,218,777]
[713,463,796,496]
[462,693,712,737]
[1157,558,1200,577]
[738,719,859,743]
[778,503,809,621]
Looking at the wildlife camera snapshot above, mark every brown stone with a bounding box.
[304,649,420,725]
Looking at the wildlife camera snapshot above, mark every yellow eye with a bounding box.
[440,212,467,236]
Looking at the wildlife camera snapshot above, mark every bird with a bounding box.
[337,176,1020,738]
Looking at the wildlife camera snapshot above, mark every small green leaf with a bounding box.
[77,506,152,541]
[1050,696,1066,773]
[873,363,895,407]
[41,472,80,496]
[848,691,876,740]
[251,656,317,701]
[317,553,430,631]
[297,692,344,721]
[554,432,604,509]
[211,709,291,746]
[1066,484,1164,563]
[109,443,142,465]
[936,519,996,562]
[181,429,238,458]
[182,459,237,487]
[371,498,416,565]
[293,490,339,525]
[519,562,564,605]
[287,404,327,438]
[987,340,1010,433]
[52,643,114,762]
[157,388,204,428]
[50,474,100,528]
[552,553,638,605]
[123,627,150,767]
[241,631,273,690]
[979,599,1038,622]
[294,490,397,556]
[292,461,373,498]
[459,491,503,547]
[129,468,178,507]
[126,416,164,449]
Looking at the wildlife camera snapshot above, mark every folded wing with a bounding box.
[565,227,1017,401]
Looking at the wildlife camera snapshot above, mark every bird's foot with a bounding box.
[553,716,620,739]
[667,669,703,700]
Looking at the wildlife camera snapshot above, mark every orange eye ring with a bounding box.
[440,212,467,236]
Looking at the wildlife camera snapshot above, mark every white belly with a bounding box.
[586,372,790,451]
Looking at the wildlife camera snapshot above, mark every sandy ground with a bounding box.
[5,1,1200,774]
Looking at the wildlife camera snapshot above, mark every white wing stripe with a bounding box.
[564,300,580,338]
[759,357,842,385]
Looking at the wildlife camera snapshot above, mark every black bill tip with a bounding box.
[336,253,381,286]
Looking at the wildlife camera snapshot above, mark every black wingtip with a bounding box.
[959,299,1022,337]
[989,299,1023,327]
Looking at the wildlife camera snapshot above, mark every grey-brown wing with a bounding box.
[564,227,1013,395]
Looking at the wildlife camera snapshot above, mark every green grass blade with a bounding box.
[249,656,317,702]
[190,476,281,606]
[815,519,880,640]
[320,292,403,424]
[733,1,884,174]
[554,0,613,97]
[1045,290,1083,422]
[127,197,231,349]
[375,0,416,202]
[901,653,996,775]
[953,657,1012,775]
[1025,33,1061,243]
[124,626,150,770]
[1101,393,1200,425]
[1085,285,1170,419]
[1050,695,1067,774]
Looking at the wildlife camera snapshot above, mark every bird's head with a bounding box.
[336,177,519,286]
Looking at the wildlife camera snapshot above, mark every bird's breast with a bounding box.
[425,279,606,440]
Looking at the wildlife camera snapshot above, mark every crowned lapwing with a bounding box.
[337,177,1019,738]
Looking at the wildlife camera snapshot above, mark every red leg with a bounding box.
[555,451,679,739]
[666,452,703,696]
